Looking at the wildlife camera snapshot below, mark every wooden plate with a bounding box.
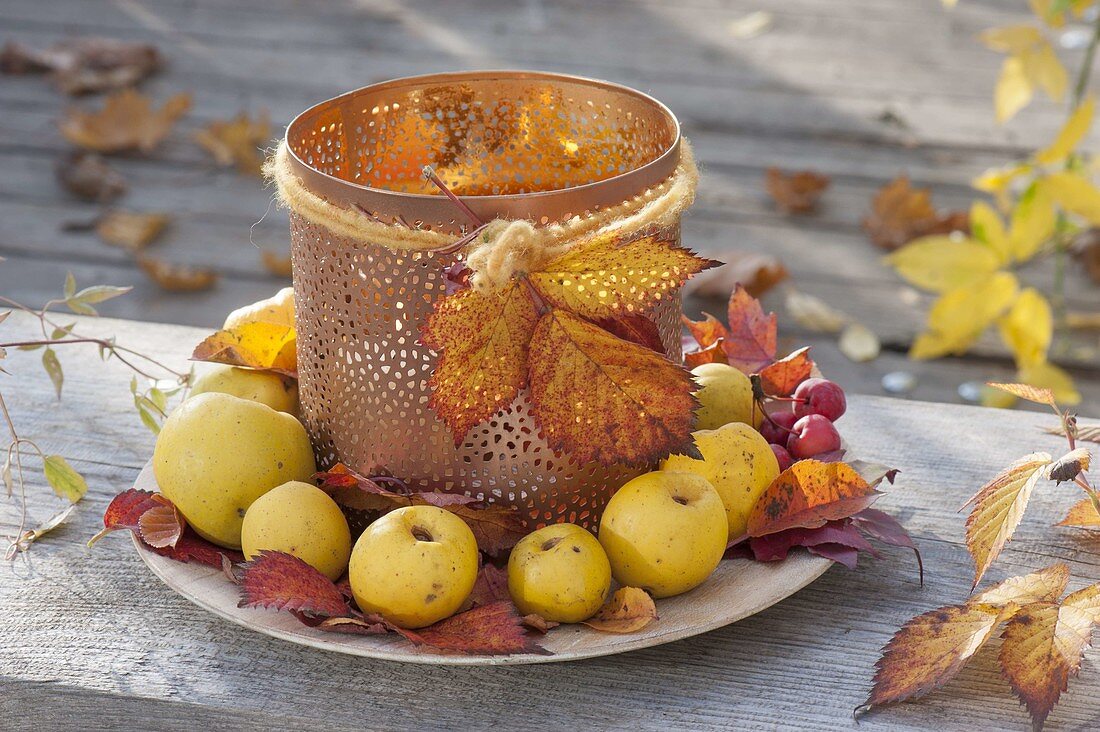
[132,462,832,665]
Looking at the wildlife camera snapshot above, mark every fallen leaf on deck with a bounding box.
[728,10,772,39]
[96,211,170,251]
[137,256,218,292]
[55,151,127,202]
[61,89,191,153]
[838,323,881,362]
[195,110,272,176]
[1,37,162,94]
[863,176,968,250]
[1073,227,1100,284]
[785,289,848,333]
[581,587,658,633]
[261,250,293,277]
[6,505,76,558]
[765,168,831,214]
[685,252,789,299]
[1044,421,1100,444]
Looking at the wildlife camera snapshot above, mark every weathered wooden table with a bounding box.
[1,312,1098,730]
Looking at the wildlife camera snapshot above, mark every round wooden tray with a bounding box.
[132,462,832,665]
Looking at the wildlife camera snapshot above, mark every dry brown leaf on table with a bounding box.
[61,89,191,154]
[261,250,293,277]
[55,151,127,202]
[137,256,218,292]
[1072,228,1100,284]
[863,176,968,250]
[1,38,162,94]
[684,252,789,300]
[195,111,272,176]
[95,211,170,251]
[765,168,831,214]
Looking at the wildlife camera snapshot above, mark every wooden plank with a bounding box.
[1,312,1099,730]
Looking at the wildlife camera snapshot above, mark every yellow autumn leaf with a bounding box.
[994,56,1034,123]
[964,452,1053,587]
[981,25,1044,54]
[971,563,1069,606]
[887,235,1001,293]
[972,163,1032,210]
[1008,180,1056,261]
[191,321,297,376]
[1029,0,1093,27]
[909,272,1020,360]
[1044,171,1100,222]
[968,200,1012,264]
[998,287,1052,368]
[1035,96,1094,164]
[1018,360,1082,405]
[1022,42,1068,101]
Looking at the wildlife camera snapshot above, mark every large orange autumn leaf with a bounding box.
[746,460,879,537]
[422,232,713,465]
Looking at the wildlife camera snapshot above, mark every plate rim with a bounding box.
[131,462,833,666]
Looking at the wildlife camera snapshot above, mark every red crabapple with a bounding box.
[760,410,798,445]
[793,378,847,422]
[786,414,842,459]
[770,444,793,471]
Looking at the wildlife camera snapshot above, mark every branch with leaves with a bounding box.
[0,274,190,558]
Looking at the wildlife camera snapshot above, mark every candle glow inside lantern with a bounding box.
[273,71,698,530]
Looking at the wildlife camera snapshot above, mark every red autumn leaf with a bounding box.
[468,564,511,607]
[681,312,729,350]
[862,176,968,251]
[747,519,876,564]
[683,339,727,369]
[594,314,667,354]
[757,346,814,396]
[88,488,164,545]
[806,543,861,569]
[137,500,185,548]
[722,285,777,373]
[153,529,243,568]
[852,508,924,584]
[401,601,550,656]
[237,550,351,619]
[528,309,698,465]
[765,168,831,214]
[746,460,880,537]
[812,449,848,463]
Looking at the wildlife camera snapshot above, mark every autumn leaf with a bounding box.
[838,323,881,363]
[851,508,924,583]
[238,550,350,618]
[7,505,76,558]
[863,176,968,251]
[528,309,697,465]
[721,284,777,372]
[747,519,875,568]
[60,89,191,153]
[529,233,717,320]
[192,321,297,376]
[137,256,219,292]
[137,500,185,548]
[88,488,165,545]
[1017,361,1081,406]
[1008,181,1056,262]
[422,283,538,442]
[1057,498,1100,528]
[681,312,728,350]
[42,454,87,503]
[421,499,527,555]
[784,289,848,334]
[863,602,1018,711]
[981,25,1067,122]
[764,168,830,214]
[468,564,511,607]
[593,313,666,354]
[1044,171,1100,224]
[971,563,1070,606]
[909,272,1019,360]
[56,151,126,202]
[746,460,879,538]
[195,110,272,176]
[581,587,658,633]
[963,452,1054,587]
[683,339,726,369]
[999,585,1100,729]
[887,235,1001,293]
[402,600,550,656]
[757,346,813,397]
[96,211,170,252]
[985,381,1057,407]
[998,288,1052,369]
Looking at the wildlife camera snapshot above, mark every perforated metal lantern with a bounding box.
[284,71,687,530]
